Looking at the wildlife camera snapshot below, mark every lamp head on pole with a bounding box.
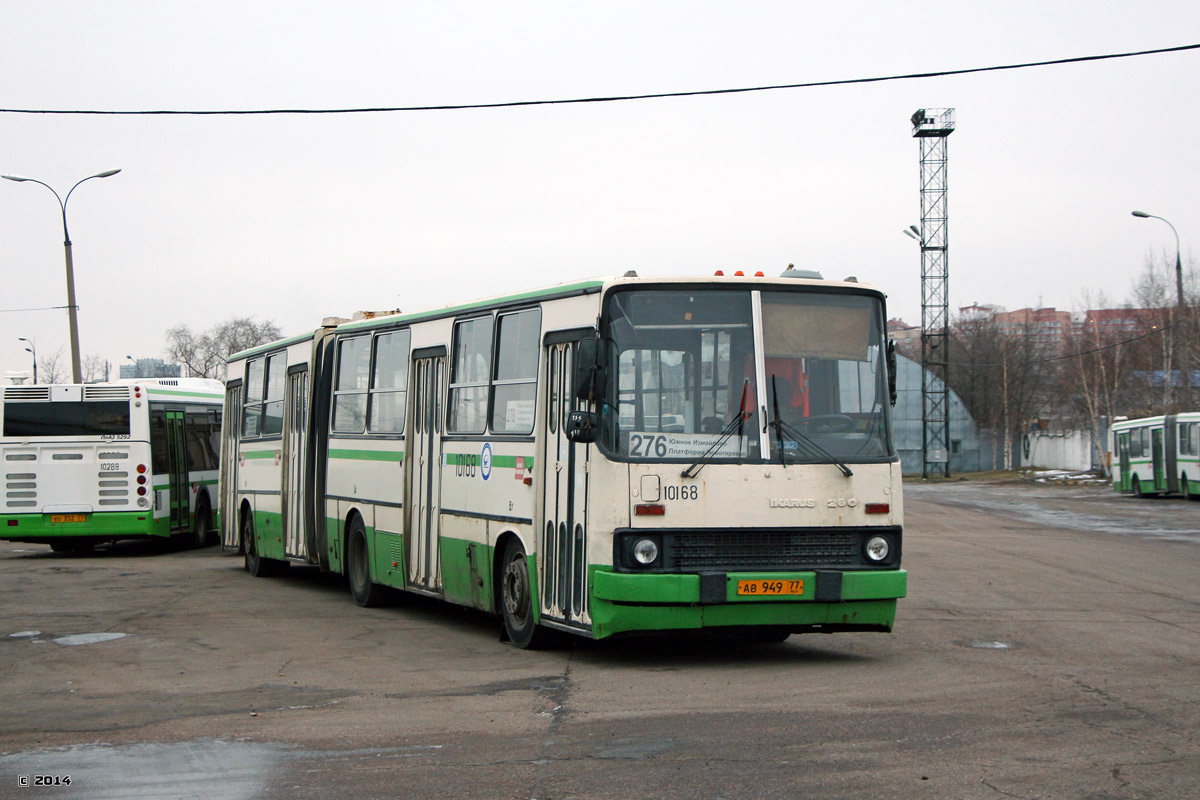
[2,175,32,183]
[1131,210,1152,218]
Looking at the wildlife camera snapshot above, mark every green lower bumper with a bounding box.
[589,568,906,639]
[0,511,162,543]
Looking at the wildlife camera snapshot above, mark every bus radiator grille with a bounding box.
[673,530,859,571]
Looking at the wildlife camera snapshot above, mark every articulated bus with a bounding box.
[221,270,906,647]
[1111,413,1200,498]
[1,378,224,551]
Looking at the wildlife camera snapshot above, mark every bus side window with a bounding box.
[449,316,493,434]
[491,309,540,434]
[242,358,265,437]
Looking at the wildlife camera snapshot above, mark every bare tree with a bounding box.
[950,311,1056,470]
[166,317,283,380]
[81,354,109,383]
[38,348,67,384]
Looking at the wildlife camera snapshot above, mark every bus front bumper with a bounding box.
[589,568,906,639]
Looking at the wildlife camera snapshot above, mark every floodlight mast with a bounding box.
[911,108,955,479]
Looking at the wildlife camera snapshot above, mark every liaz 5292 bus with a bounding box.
[221,269,906,647]
[1111,413,1200,498]
[2,378,224,551]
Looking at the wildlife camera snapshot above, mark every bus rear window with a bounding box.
[2,401,131,437]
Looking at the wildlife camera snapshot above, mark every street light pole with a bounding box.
[1132,210,1188,406]
[18,337,37,384]
[3,169,121,383]
[1132,210,1183,308]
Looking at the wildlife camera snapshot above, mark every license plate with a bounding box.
[50,514,87,524]
[737,579,804,596]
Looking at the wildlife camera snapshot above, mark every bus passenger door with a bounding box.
[165,411,189,531]
[408,354,445,593]
[1116,433,1131,492]
[220,387,242,547]
[282,369,308,558]
[1152,429,1166,492]
[540,341,590,628]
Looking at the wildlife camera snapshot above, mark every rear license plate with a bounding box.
[50,514,87,524]
[737,579,804,596]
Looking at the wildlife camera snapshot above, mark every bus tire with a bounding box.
[347,517,387,608]
[1132,477,1143,498]
[500,538,552,649]
[190,498,213,549]
[244,514,287,577]
[1183,474,1193,501]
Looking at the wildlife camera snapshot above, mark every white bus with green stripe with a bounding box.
[1111,413,1200,498]
[2,378,224,551]
[221,270,906,646]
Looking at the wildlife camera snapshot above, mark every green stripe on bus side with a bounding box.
[230,331,320,362]
[337,280,605,332]
[328,448,405,462]
[144,389,223,401]
[242,450,278,460]
[443,453,534,469]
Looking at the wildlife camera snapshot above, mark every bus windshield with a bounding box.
[601,286,892,463]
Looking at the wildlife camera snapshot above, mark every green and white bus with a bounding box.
[221,270,906,646]
[1111,413,1200,498]
[2,378,224,551]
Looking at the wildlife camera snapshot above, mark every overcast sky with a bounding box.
[2,1,1197,381]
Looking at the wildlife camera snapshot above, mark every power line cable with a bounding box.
[0,305,71,313]
[1,43,1196,116]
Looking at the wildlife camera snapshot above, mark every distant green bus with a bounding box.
[1,378,223,551]
[1111,413,1200,498]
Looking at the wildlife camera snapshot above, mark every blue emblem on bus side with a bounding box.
[481,443,493,481]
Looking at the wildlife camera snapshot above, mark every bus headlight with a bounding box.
[137,497,150,508]
[865,535,890,562]
[633,538,659,565]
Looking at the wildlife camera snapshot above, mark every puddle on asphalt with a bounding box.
[8,631,41,638]
[51,633,132,646]
[958,639,1014,650]
[0,740,442,800]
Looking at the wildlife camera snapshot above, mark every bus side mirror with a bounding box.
[574,338,608,402]
[565,410,599,443]
[887,340,897,407]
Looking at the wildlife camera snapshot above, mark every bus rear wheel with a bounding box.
[1183,475,1194,501]
[244,514,287,577]
[190,499,213,549]
[500,538,554,649]
[1132,477,1144,498]
[348,517,387,607]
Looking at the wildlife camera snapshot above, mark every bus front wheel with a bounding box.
[500,538,553,649]
[1132,477,1144,498]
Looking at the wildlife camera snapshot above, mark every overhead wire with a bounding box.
[0,43,1196,116]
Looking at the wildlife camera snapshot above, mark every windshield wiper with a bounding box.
[769,376,853,477]
[681,381,751,479]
